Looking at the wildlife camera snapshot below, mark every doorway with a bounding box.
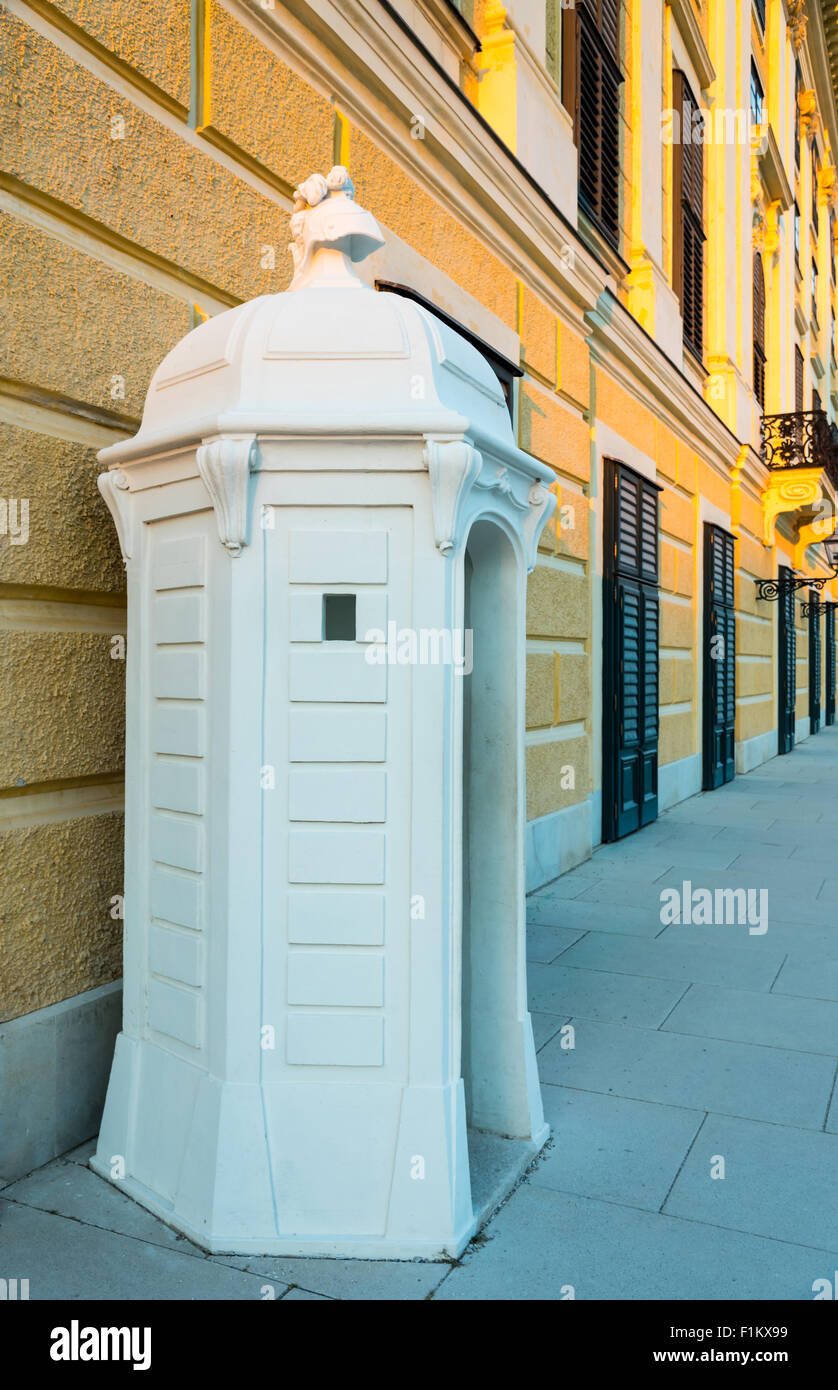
[826,602,836,726]
[809,590,822,736]
[461,520,530,1137]
[778,566,796,754]
[702,523,736,788]
[602,460,661,842]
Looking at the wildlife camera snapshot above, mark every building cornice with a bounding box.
[666,0,716,92]
[585,291,752,487]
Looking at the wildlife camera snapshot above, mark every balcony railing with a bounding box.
[761,409,838,492]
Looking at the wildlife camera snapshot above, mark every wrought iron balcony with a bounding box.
[761,409,838,492]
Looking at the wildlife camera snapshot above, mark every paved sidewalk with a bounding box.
[3,730,837,1299]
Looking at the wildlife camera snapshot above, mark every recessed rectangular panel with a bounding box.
[289,650,386,703]
[288,710,387,762]
[151,706,204,756]
[149,924,201,986]
[288,531,388,584]
[289,592,323,642]
[288,770,386,823]
[288,831,385,884]
[286,1014,384,1066]
[151,760,204,814]
[287,891,385,945]
[148,978,200,1048]
[153,594,205,644]
[355,593,388,642]
[152,536,205,591]
[151,868,201,930]
[153,650,206,699]
[151,814,203,872]
[287,953,384,1006]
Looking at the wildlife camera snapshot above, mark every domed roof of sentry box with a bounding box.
[99,167,514,466]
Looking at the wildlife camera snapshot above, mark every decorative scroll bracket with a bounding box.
[755,569,838,601]
[97,470,133,562]
[760,467,823,546]
[426,440,483,556]
[196,435,258,555]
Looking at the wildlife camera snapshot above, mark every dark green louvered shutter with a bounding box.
[603,461,661,841]
[809,591,822,735]
[825,603,836,726]
[703,524,736,788]
[778,567,796,754]
[576,0,623,249]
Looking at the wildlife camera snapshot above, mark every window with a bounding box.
[794,343,806,408]
[831,313,836,365]
[753,252,766,410]
[563,0,624,249]
[672,70,705,361]
[795,62,801,170]
[323,594,356,641]
[811,258,819,329]
[794,202,801,266]
[812,148,820,236]
[813,387,822,415]
[754,0,766,31]
[750,62,764,127]
[831,213,836,283]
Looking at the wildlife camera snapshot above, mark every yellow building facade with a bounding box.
[2,0,838,1175]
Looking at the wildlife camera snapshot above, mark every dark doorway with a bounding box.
[602,460,661,842]
[809,590,822,735]
[826,602,836,726]
[703,524,736,788]
[778,567,796,754]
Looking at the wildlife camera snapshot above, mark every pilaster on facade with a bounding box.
[471,0,577,223]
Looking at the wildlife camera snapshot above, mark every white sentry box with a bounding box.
[92,170,556,1258]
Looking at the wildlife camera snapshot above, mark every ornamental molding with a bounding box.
[97,470,133,562]
[789,0,808,52]
[424,438,555,571]
[761,467,823,546]
[798,88,819,139]
[666,0,716,91]
[195,435,258,555]
[426,439,483,556]
[794,511,837,569]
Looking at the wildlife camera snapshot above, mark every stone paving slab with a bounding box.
[527,898,664,936]
[533,1086,703,1212]
[528,962,686,1028]
[0,1158,205,1256]
[663,1113,838,1253]
[537,1018,836,1128]
[773,955,838,1002]
[433,1185,835,1300]
[658,919,838,958]
[531,1012,570,1051]
[526,923,587,963]
[213,1252,447,1301]
[662,983,838,1057]
[557,931,786,991]
[0,1199,285,1300]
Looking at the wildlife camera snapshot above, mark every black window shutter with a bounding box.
[673,71,705,361]
[795,345,804,411]
[576,0,623,248]
[753,252,766,409]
